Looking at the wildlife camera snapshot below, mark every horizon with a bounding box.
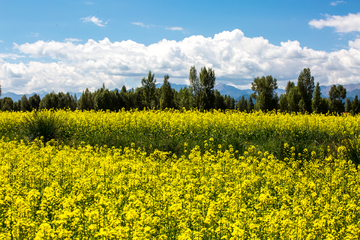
[1,0,360,94]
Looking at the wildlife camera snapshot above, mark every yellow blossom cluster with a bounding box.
[0,138,359,239]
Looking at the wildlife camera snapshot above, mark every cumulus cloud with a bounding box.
[349,39,360,49]
[165,27,184,31]
[2,29,360,94]
[309,12,360,32]
[81,16,106,27]
[331,1,346,6]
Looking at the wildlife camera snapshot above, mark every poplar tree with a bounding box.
[297,68,315,113]
[279,94,288,113]
[328,84,346,114]
[20,95,31,111]
[247,97,254,112]
[214,90,225,110]
[199,67,216,110]
[177,86,193,110]
[160,74,174,109]
[141,71,156,108]
[29,94,41,110]
[189,66,200,109]
[345,99,352,113]
[352,95,360,115]
[312,82,322,113]
[78,88,94,110]
[287,87,301,112]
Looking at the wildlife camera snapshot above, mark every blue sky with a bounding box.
[1,0,360,94]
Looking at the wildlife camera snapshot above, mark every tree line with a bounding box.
[249,68,359,115]
[0,67,359,114]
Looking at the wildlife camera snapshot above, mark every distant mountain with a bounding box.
[215,83,252,100]
[215,83,286,100]
[0,91,81,102]
[321,83,360,96]
[321,84,360,99]
[156,83,188,92]
[0,91,47,102]
[348,89,360,99]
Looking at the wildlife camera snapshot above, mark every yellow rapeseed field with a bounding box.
[0,110,359,239]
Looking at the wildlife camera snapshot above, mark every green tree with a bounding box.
[94,84,113,111]
[65,92,77,110]
[352,95,360,115]
[141,71,156,108]
[247,97,254,112]
[298,99,306,114]
[297,68,315,113]
[345,98,352,113]
[224,95,235,109]
[319,98,329,114]
[199,67,216,110]
[121,85,127,94]
[279,94,288,113]
[57,92,67,109]
[236,95,248,112]
[13,100,21,111]
[29,94,41,110]
[287,87,301,113]
[214,90,225,110]
[134,87,145,110]
[39,92,59,109]
[251,75,278,111]
[189,66,200,108]
[285,81,295,94]
[110,89,126,111]
[177,86,193,110]
[312,82,322,113]
[1,97,13,111]
[20,95,31,111]
[78,88,94,110]
[119,86,130,110]
[160,75,174,109]
[328,85,346,114]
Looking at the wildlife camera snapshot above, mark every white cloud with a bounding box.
[165,27,184,31]
[64,38,82,42]
[331,1,346,6]
[3,29,360,94]
[0,53,24,60]
[309,12,360,32]
[0,40,3,43]
[85,1,93,4]
[131,22,152,28]
[349,39,360,49]
[81,16,106,27]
